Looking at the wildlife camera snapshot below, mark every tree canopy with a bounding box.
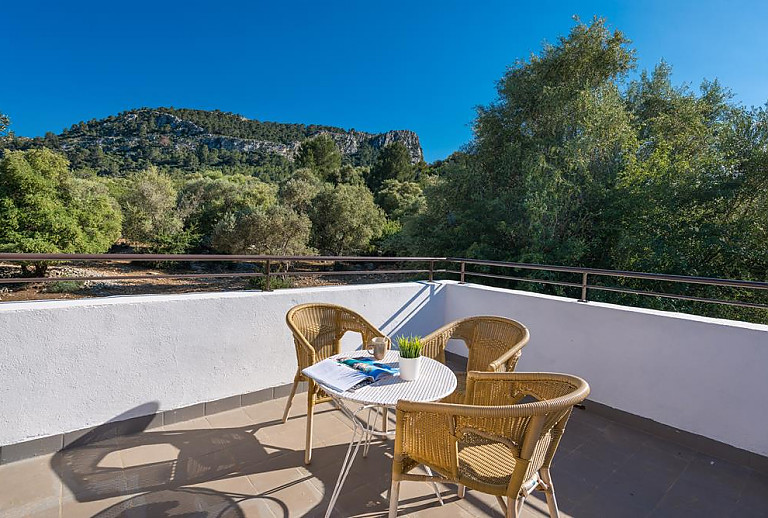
[310,183,386,255]
[367,142,415,191]
[0,149,121,273]
[398,17,768,320]
[295,134,342,179]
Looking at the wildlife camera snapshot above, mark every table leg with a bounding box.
[363,407,380,458]
[325,402,379,518]
[424,466,444,505]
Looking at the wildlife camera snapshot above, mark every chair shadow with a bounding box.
[50,404,455,517]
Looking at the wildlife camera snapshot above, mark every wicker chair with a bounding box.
[284,303,389,464]
[421,316,530,404]
[388,371,589,518]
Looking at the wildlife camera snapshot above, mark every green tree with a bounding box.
[329,164,366,186]
[611,64,768,280]
[178,172,277,245]
[375,179,425,220]
[211,204,313,256]
[310,183,386,255]
[0,149,122,275]
[119,167,183,246]
[278,168,322,214]
[367,142,415,192]
[295,134,342,179]
[0,111,10,136]
[409,18,637,264]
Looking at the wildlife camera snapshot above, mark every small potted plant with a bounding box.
[397,335,423,381]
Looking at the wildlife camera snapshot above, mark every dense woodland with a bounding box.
[1,18,767,321]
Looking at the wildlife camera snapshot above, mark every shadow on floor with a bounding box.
[49,403,464,517]
[47,400,768,517]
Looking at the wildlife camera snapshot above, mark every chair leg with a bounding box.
[305,381,316,464]
[281,374,300,423]
[540,468,560,518]
[382,406,389,434]
[388,480,401,518]
[457,484,466,498]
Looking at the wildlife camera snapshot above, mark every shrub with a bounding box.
[45,281,85,294]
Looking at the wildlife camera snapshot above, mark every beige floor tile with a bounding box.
[206,408,257,429]
[188,473,278,516]
[60,494,132,518]
[243,398,294,425]
[161,416,213,432]
[0,454,61,518]
[120,442,182,468]
[247,465,330,517]
[386,477,460,517]
[238,496,280,517]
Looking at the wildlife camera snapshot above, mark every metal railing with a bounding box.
[1,253,767,310]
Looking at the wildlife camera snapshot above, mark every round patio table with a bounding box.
[312,350,457,518]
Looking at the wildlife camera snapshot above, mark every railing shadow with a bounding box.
[379,281,447,338]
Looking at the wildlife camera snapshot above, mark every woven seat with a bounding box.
[459,440,518,487]
[420,316,530,403]
[284,303,388,464]
[388,372,590,518]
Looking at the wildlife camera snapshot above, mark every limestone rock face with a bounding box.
[54,108,424,165]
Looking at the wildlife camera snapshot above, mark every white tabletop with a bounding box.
[317,350,457,407]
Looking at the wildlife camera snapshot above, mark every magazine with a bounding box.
[302,356,399,392]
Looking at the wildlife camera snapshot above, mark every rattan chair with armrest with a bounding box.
[420,316,530,404]
[388,371,590,518]
[284,303,389,464]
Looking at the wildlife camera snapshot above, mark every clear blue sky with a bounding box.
[3,0,767,162]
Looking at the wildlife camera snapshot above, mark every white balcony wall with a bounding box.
[2,279,767,458]
[443,282,768,457]
[0,282,445,447]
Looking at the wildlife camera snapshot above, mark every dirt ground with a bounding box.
[0,261,423,303]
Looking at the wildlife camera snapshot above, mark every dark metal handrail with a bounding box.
[0,253,766,311]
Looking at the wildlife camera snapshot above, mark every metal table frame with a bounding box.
[312,352,457,517]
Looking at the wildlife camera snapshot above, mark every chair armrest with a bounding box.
[419,320,462,363]
[351,314,390,351]
[488,328,530,372]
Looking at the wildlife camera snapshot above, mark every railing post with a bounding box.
[264,259,272,292]
[459,261,466,284]
[429,260,434,282]
[579,272,588,302]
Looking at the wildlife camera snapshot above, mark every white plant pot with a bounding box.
[399,356,421,381]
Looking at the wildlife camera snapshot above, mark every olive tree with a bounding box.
[0,149,122,275]
[310,183,386,255]
[119,167,183,246]
[211,204,312,256]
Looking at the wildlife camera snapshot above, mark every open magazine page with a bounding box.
[302,356,399,392]
[336,357,398,382]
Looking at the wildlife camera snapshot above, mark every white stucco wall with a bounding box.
[2,279,767,457]
[443,282,768,457]
[0,282,445,447]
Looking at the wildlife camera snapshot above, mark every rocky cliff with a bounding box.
[52,108,424,166]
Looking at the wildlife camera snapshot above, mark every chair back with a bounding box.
[286,303,386,371]
[394,372,589,497]
[454,316,529,372]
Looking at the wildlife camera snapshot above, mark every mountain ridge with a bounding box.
[2,107,424,178]
[42,107,421,167]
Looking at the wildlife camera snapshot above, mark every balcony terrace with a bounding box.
[0,255,766,517]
